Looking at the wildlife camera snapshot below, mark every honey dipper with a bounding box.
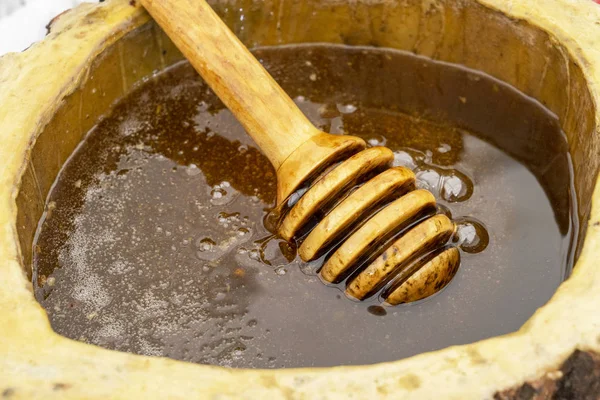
[140,0,461,305]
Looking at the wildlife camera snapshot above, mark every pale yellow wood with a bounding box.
[346,214,455,300]
[274,133,366,204]
[320,189,436,283]
[299,167,415,261]
[279,147,393,241]
[385,247,460,305]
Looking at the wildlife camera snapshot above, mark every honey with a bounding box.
[33,44,577,368]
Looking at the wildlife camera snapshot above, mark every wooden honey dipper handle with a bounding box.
[140,0,366,203]
[141,0,467,305]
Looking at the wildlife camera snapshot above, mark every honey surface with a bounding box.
[33,44,577,368]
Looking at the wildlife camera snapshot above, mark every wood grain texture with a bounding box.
[320,189,435,283]
[299,166,415,261]
[385,247,460,305]
[279,147,393,241]
[346,214,455,300]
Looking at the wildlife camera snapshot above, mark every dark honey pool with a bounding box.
[33,44,577,368]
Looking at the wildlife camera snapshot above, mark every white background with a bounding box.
[0,0,89,56]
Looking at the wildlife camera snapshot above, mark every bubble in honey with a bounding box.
[437,143,452,154]
[454,217,489,253]
[416,168,473,203]
[275,266,287,276]
[232,346,245,357]
[195,238,217,260]
[367,134,387,147]
[248,249,261,261]
[211,187,226,199]
[210,182,238,205]
[237,227,250,236]
[218,211,241,228]
[196,237,216,251]
[392,150,417,170]
[336,103,357,114]
[185,164,201,176]
[247,319,258,327]
[416,169,441,194]
[440,171,473,203]
[437,143,452,153]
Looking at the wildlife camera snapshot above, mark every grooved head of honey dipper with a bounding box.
[275,132,366,205]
